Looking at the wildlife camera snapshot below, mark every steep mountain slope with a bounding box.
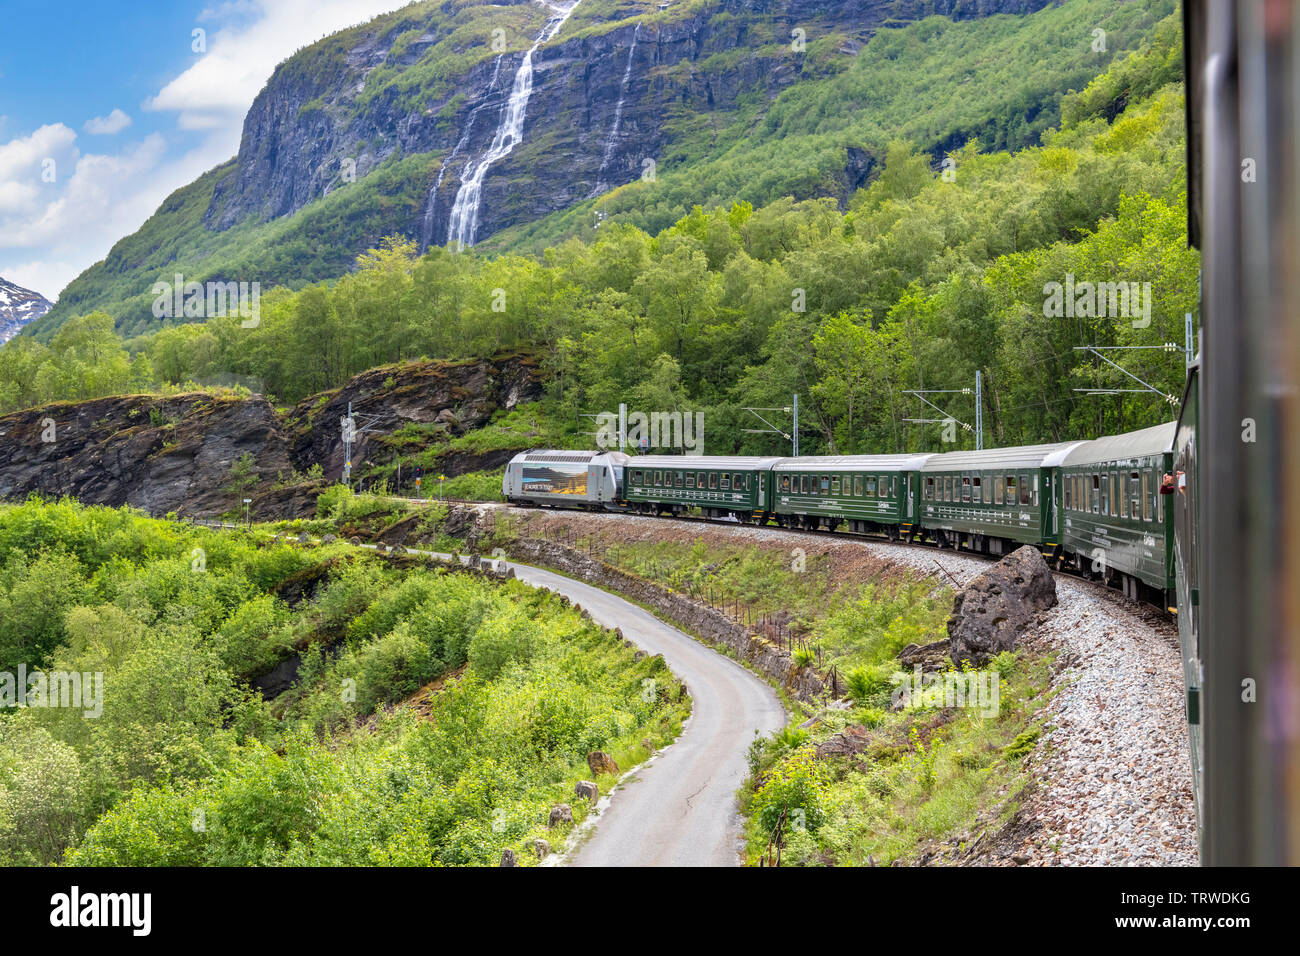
[0,277,53,342]
[34,0,1174,338]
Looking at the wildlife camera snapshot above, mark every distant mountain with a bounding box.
[0,277,53,342]
[32,0,1176,339]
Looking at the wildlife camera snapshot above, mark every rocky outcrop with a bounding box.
[947,545,1057,664]
[0,394,294,518]
[284,352,543,479]
[0,352,542,518]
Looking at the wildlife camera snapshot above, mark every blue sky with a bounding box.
[0,0,412,301]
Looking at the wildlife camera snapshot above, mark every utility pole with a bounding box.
[742,394,799,456]
[1072,345,1186,408]
[974,371,983,451]
[904,385,977,447]
[340,401,383,489]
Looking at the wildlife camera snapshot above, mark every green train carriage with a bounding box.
[917,443,1084,554]
[769,455,931,537]
[622,456,780,521]
[1059,421,1176,603]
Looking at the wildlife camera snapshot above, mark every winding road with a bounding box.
[193,523,789,866]
[507,563,787,866]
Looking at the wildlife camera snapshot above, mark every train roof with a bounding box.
[510,450,630,464]
[626,455,784,470]
[772,454,933,473]
[921,441,1085,472]
[1061,422,1176,466]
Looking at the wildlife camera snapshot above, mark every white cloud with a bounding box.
[84,109,133,135]
[0,0,412,302]
[144,0,414,140]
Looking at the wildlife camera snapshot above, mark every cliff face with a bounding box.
[0,354,543,519]
[204,0,1049,247]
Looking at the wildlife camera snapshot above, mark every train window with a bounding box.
[946,477,954,502]
[1129,472,1140,518]
[1003,476,1015,505]
[1155,469,1163,523]
[652,471,661,486]
[675,472,684,488]
[685,473,695,488]
[1064,478,1071,510]
[982,475,992,504]
[973,475,982,501]
[891,476,897,497]
[633,470,643,485]
[779,475,790,493]
[853,476,863,496]
[878,476,887,497]
[993,476,1004,503]
[1101,474,1111,515]
[924,477,934,500]
[820,476,830,494]
[1031,476,1038,507]
[1117,474,1126,517]
[720,474,730,490]
[961,477,971,502]
[707,473,717,489]
[832,477,841,495]
[1141,471,1150,520]
[1019,474,1032,506]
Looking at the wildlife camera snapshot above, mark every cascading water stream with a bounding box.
[419,54,505,251]
[592,21,642,197]
[446,0,584,250]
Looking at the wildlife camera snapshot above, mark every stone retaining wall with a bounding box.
[504,537,825,703]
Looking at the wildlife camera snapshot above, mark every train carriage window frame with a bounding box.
[780,475,791,493]
[1129,472,1140,518]
[925,477,934,500]
[866,477,877,497]
[1100,474,1110,515]
[1032,475,1038,507]
[994,476,1005,503]
[654,471,662,487]
[633,470,643,486]
[708,473,718,490]
[962,476,972,502]
[819,476,830,494]
[854,476,864,497]
[831,477,841,495]
[1004,475,1016,506]
[685,473,695,489]
[1064,477,1071,510]
[675,472,684,488]
[1091,474,1100,514]
[1019,474,1032,506]
[720,474,730,491]
[973,475,983,503]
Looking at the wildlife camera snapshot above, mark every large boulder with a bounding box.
[947,546,1057,665]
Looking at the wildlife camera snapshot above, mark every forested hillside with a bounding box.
[30,0,1175,337]
[1,12,1193,455]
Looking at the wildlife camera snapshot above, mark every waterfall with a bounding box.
[446,0,584,250]
[592,22,642,197]
[419,54,505,251]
